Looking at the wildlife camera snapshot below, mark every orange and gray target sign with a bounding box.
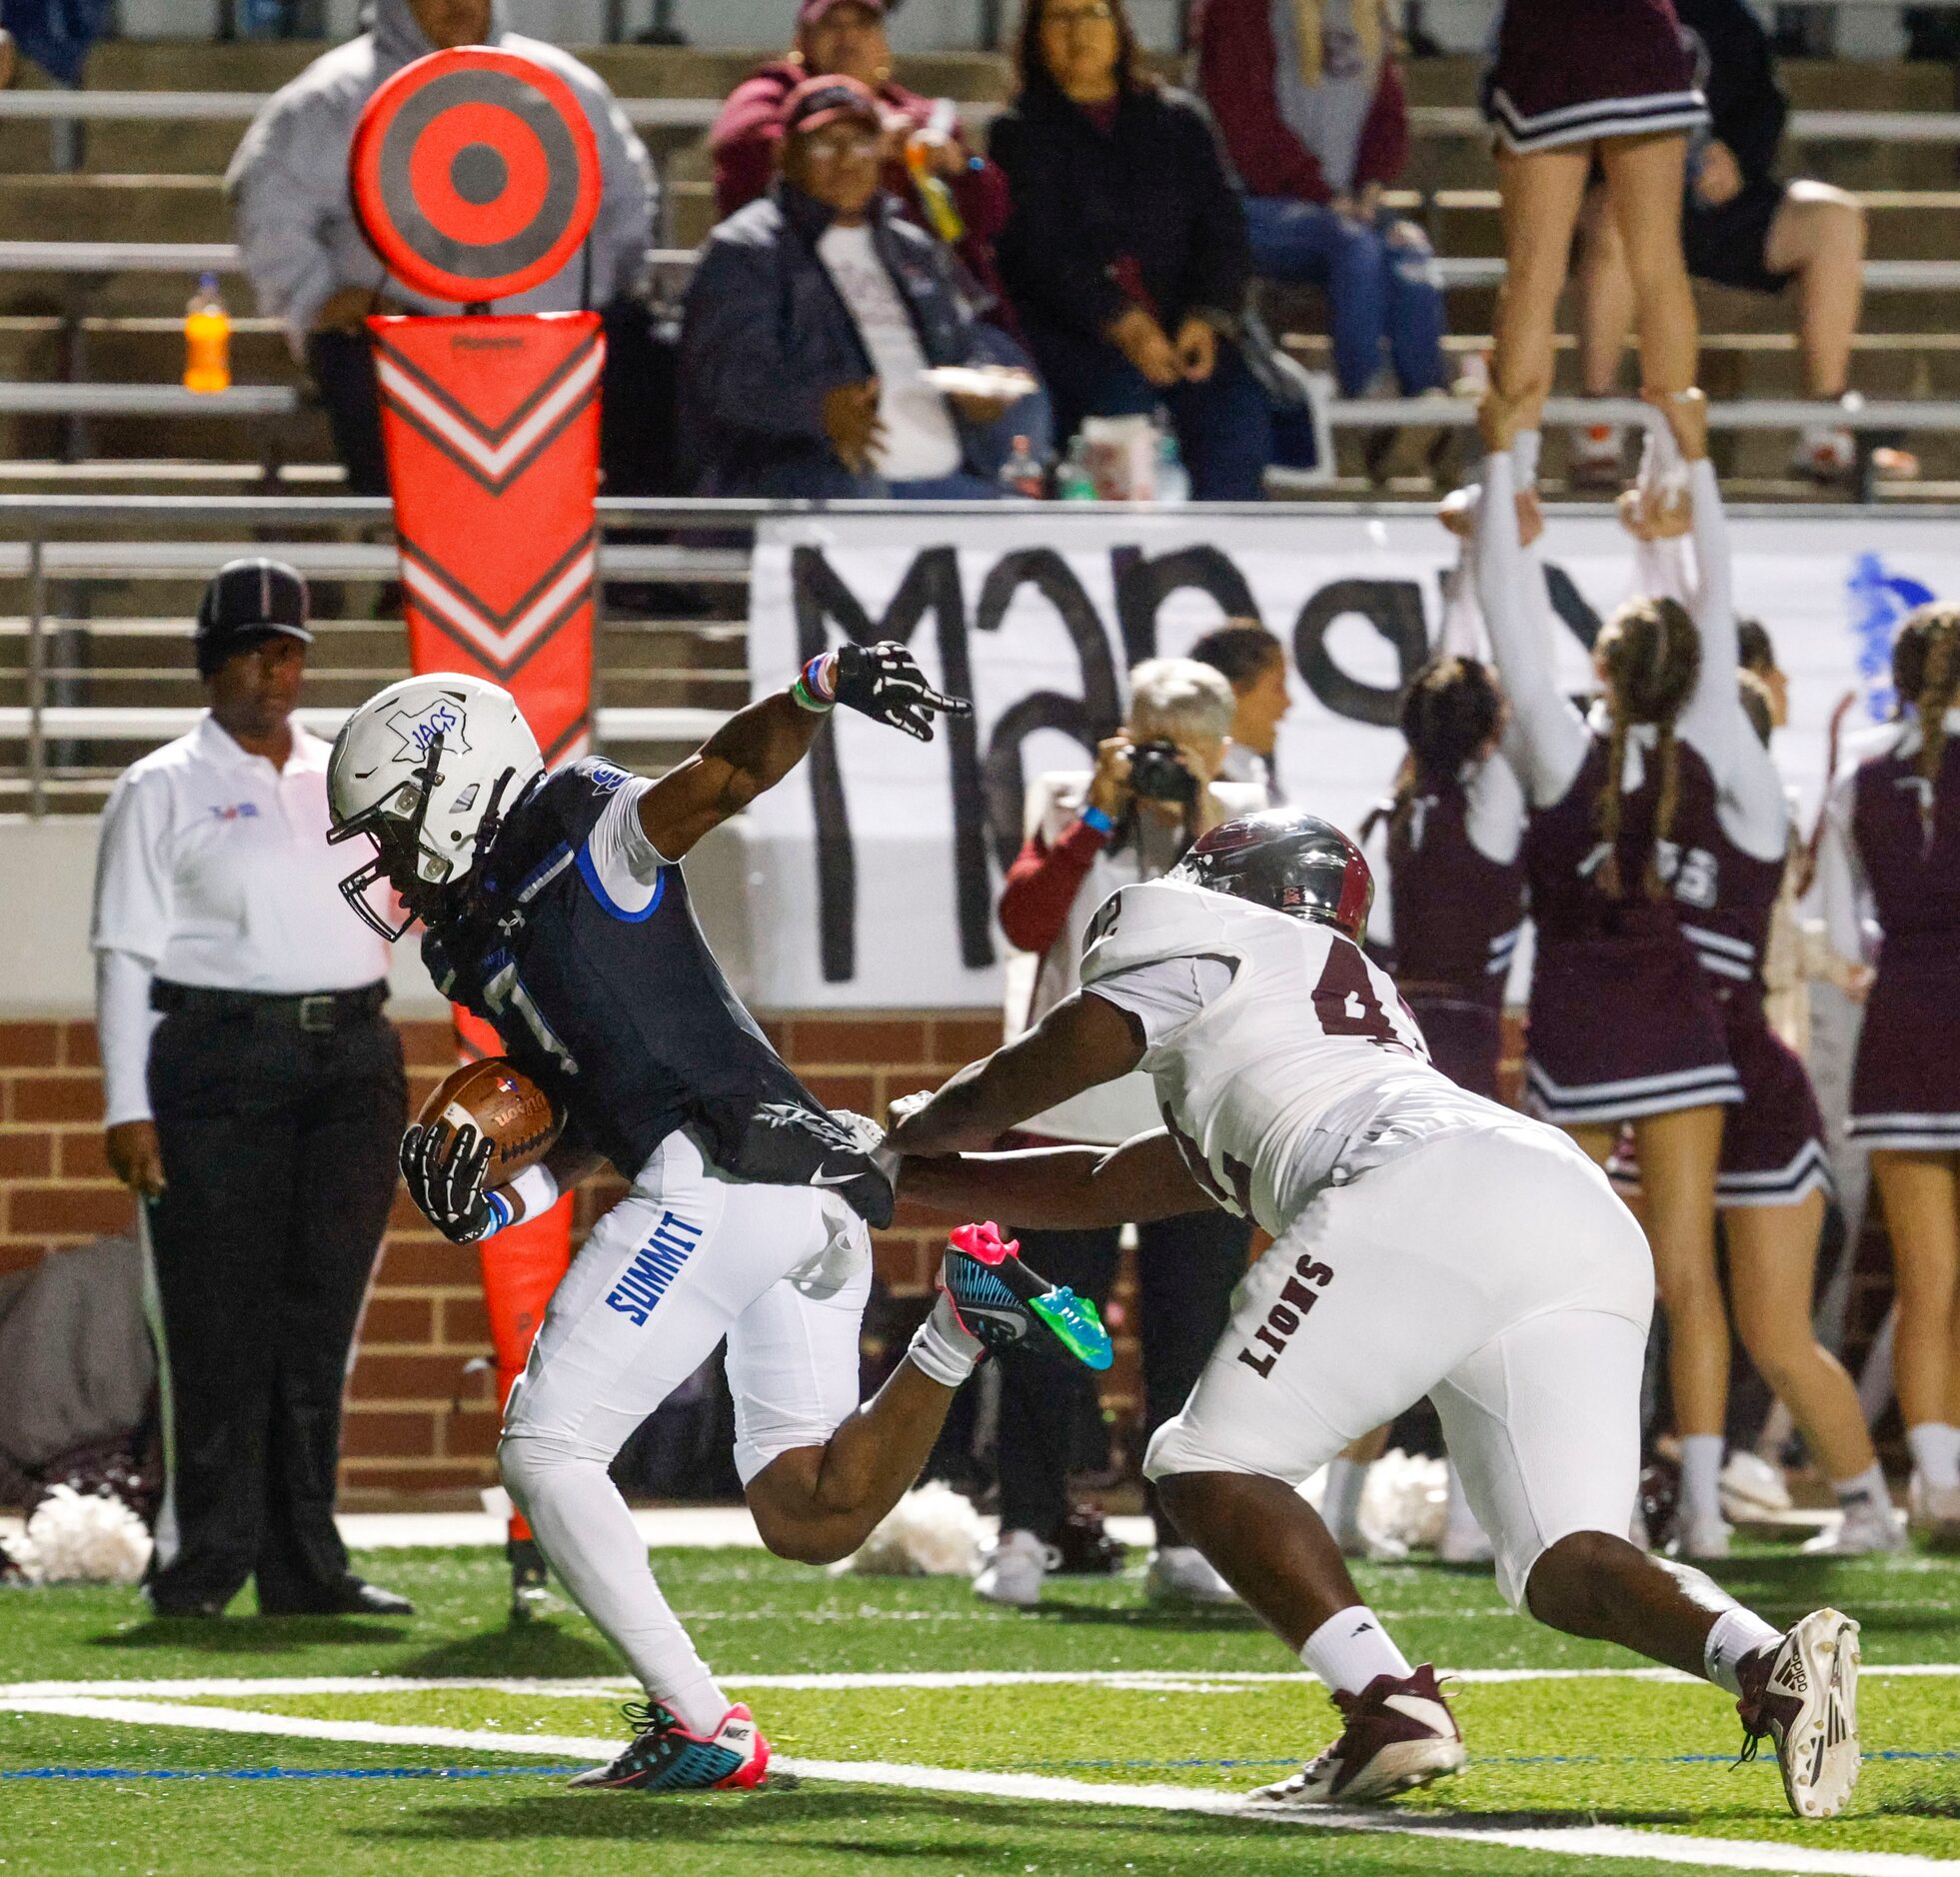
[350,46,601,304]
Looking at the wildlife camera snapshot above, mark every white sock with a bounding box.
[1322,1458,1366,1542]
[1511,428,1541,486]
[1702,1606,1782,1696]
[908,1291,984,1389]
[1443,1463,1486,1546]
[1299,1606,1415,1696]
[1678,1434,1726,1523]
[1832,1462,1891,1519]
[502,1437,729,1736]
[1907,1421,1960,1492]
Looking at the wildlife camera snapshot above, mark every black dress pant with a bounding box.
[995,1206,1253,1547]
[144,998,406,1610]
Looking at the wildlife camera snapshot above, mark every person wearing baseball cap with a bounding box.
[683,66,1042,499]
[708,0,1018,328]
[193,557,315,677]
[90,558,410,1620]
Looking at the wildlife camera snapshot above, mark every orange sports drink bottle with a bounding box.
[183,272,231,393]
[905,99,966,246]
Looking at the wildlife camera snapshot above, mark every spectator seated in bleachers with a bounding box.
[1569,0,1905,488]
[225,0,658,497]
[1192,0,1447,405]
[711,0,1048,463]
[712,0,1015,326]
[681,76,1041,501]
[991,0,1273,501]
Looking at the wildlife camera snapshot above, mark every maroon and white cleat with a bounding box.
[1251,1664,1465,1806]
[1735,1608,1861,1819]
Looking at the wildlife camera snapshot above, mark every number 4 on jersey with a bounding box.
[1311,942,1413,1052]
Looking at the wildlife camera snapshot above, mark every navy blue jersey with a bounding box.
[422,759,894,1227]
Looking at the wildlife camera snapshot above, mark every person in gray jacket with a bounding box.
[226,0,655,494]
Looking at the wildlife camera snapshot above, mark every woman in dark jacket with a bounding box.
[990,0,1273,500]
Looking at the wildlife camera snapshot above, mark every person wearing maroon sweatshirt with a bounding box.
[1193,0,1445,400]
[710,0,1014,326]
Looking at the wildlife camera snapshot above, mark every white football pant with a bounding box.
[500,1127,870,1722]
[1145,1121,1653,1608]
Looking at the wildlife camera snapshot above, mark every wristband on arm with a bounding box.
[1077,804,1115,837]
[791,653,839,714]
[486,1162,562,1236]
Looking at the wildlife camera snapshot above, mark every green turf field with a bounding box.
[3,1542,1957,1875]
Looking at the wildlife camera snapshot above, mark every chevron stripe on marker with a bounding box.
[401,542,595,670]
[377,340,603,491]
[398,531,593,640]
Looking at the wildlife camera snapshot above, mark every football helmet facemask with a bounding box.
[326,675,545,939]
[1170,809,1374,943]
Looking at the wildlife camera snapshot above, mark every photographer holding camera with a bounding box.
[980,659,1268,1610]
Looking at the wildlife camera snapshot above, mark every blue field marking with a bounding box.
[2,1766,588,1782]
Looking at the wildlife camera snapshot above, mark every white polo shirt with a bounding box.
[91,714,391,1123]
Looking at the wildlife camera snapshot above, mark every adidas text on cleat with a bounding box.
[1735,1608,1861,1820]
[1252,1664,1465,1807]
[944,1221,1113,1370]
[568,1700,771,1793]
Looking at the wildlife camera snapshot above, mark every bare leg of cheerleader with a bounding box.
[1493,144,1592,435]
[1596,132,1699,402]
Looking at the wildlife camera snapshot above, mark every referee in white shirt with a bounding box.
[91,560,412,1619]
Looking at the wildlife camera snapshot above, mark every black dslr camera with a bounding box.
[1126,739,1198,809]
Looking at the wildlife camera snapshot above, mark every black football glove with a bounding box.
[400,1121,498,1244]
[832,641,972,743]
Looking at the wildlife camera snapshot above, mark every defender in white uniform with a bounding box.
[892,809,1862,1822]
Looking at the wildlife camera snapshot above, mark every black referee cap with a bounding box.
[195,558,313,677]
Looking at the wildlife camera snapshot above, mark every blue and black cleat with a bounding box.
[568,1700,773,1792]
[942,1220,1113,1370]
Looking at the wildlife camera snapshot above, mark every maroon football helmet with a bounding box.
[1171,809,1373,943]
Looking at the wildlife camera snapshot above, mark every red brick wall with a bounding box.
[0,1011,1007,1504]
[2,1013,1903,1500]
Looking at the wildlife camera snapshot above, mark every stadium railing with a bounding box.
[2,90,1957,144]
[3,484,1956,819]
[6,240,1956,294]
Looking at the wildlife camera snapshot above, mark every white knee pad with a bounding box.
[1143,1413,1260,1485]
[498,1430,594,1520]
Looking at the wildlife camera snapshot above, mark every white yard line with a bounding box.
[0,1692,1947,1877]
[5,1664,1959,1701]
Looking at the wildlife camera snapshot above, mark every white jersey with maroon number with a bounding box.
[1080,878,1507,1236]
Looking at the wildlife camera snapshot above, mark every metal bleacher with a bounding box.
[2,40,1959,816]
[2,45,1959,487]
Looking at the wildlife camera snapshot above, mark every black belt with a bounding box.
[150,979,389,1033]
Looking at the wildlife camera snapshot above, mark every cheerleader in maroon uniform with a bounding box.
[1376,659,1527,1102]
[1477,388,1741,1551]
[1625,524,1899,1557]
[1818,605,1960,1547]
[1484,0,1705,476]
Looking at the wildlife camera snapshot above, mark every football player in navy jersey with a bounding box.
[326,645,1108,1793]
[892,810,1862,1822]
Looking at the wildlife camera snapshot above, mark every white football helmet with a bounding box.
[327,675,544,938]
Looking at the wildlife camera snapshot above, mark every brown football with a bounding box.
[416,1057,563,1186]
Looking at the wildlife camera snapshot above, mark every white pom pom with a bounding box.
[1720,1450,1793,1520]
[15,1485,153,1586]
[1360,1449,1450,1551]
[833,1480,985,1577]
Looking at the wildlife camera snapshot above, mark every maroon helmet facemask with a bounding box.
[1170,809,1374,943]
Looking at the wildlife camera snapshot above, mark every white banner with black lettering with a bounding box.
[742,508,1956,1010]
